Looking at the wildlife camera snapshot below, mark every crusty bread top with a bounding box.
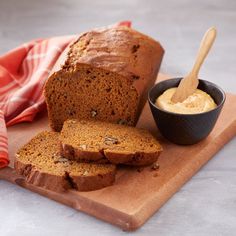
[62,26,164,95]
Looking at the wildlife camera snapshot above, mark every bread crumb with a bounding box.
[151,163,159,171]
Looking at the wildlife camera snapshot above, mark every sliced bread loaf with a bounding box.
[15,131,116,192]
[44,26,164,131]
[60,119,162,166]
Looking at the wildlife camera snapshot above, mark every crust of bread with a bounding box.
[69,171,116,191]
[60,144,160,166]
[14,159,70,192]
[104,150,161,166]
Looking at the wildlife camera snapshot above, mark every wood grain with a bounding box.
[0,74,235,231]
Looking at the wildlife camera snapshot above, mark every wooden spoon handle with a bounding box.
[171,27,217,103]
[191,27,217,76]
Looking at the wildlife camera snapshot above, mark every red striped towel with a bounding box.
[0,21,131,169]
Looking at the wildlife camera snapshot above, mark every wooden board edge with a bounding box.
[1,117,235,231]
[0,167,137,230]
[129,118,236,230]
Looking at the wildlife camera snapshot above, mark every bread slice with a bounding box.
[60,119,162,166]
[15,131,116,192]
[44,26,164,131]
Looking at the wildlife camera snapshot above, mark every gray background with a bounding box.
[0,0,235,235]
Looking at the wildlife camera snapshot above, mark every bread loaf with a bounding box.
[44,26,164,131]
[60,119,162,166]
[15,131,116,192]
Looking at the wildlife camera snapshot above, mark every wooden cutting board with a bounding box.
[0,74,235,231]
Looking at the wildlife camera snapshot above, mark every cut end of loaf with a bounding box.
[45,64,139,131]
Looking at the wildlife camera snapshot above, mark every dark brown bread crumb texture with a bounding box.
[15,131,116,192]
[60,119,162,166]
[44,26,164,131]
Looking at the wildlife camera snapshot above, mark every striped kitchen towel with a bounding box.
[0,21,131,168]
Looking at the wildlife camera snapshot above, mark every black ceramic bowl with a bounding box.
[148,78,226,145]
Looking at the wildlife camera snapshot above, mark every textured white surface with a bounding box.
[0,0,236,235]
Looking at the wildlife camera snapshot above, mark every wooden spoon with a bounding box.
[171,27,217,103]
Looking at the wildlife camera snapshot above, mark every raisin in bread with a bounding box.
[44,26,164,131]
[15,131,116,192]
[60,119,162,166]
